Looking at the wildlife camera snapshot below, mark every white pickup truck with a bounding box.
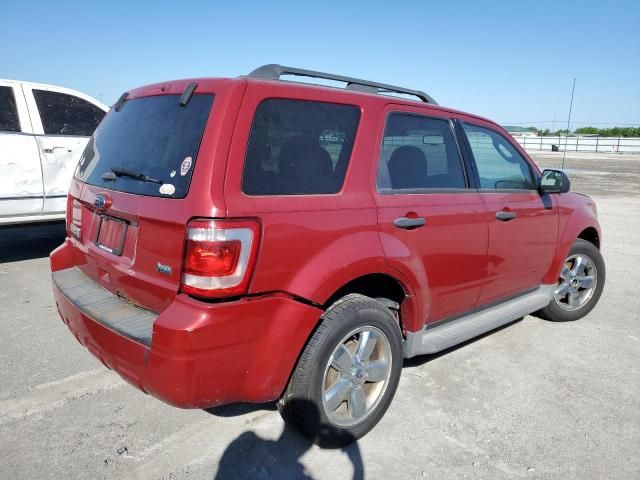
[0,79,107,225]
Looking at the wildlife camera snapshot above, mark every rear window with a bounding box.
[378,114,466,191]
[242,99,360,195]
[33,89,105,136]
[0,86,21,132]
[75,94,213,198]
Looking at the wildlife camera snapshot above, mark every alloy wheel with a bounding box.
[554,254,598,311]
[321,326,392,427]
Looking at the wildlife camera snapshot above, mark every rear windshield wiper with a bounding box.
[101,167,162,184]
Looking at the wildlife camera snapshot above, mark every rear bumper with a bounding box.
[50,241,322,409]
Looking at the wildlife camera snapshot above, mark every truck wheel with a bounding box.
[278,294,403,448]
[538,239,605,322]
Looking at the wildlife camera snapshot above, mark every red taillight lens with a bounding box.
[181,219,260,298]
[184,240,241,277]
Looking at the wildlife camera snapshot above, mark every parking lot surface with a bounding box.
[1,152,639,479]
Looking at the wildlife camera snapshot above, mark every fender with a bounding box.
[244,226,420,399]
[377,231,430,332]
[543,192,601,285]
[286,229,391,302]
[251,220,421,332]
[286,229,421,333]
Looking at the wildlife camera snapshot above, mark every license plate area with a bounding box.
[95,215,128,256]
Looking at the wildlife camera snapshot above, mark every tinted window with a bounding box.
[242,99,360,195]
[33,89,105,136]
[463,124,535,190]
[0,86,21,132]
[378,114,466,191]
[75,94,213,198]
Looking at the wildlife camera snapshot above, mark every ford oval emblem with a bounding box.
[94,193,111,209]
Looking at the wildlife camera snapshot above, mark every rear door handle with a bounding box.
[393,216,426,229]
[42,146,68,153]
[496,210,516,222]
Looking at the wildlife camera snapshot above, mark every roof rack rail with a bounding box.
[247,64,438,105]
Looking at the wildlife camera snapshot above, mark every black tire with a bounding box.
[537,238,605,322]
[278,294,403,448]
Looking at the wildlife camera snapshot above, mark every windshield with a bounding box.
[75,93,214,198]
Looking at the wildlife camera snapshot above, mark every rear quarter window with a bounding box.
[242,99,360,195]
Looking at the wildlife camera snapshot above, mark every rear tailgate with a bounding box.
[61,79,245,313]
[68,185,190,313]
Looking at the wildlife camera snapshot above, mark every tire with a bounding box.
[278,294,403,448]
[537,238,605,322]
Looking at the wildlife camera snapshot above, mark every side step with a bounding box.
[403,285,554,358]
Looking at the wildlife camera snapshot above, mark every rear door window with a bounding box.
[377,113,467,192]
[0,86,21,132]
[33,90,105,136]
[75,94,214,198]
[242,99,360,195]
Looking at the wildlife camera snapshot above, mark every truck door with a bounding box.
[0,81,43,221]
[23,85,106,215]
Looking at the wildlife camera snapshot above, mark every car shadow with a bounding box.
[0,221,66,263]
[207,399,364,480]
[205,401,278,417]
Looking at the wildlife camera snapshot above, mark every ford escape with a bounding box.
[50,65,605,447]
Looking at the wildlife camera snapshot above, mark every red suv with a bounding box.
[50,65,605,447]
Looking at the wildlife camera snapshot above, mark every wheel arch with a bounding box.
[321,272,417,335]
[544,219,602,285]
[577,226,600,249]
[273,270,416,403]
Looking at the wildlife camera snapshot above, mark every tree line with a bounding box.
[525,126,640,137]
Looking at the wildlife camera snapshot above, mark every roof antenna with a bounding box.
[561,78,576,172]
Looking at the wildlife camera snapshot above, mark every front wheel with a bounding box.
[537,238,605,322]
[278,294,403,448]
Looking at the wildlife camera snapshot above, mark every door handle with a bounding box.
[393,216,426,229]
[496,210,516,222]
[42,146,70,154]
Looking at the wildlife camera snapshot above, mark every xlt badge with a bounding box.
[156,262,172,276]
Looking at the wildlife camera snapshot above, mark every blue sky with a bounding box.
[1,0,638,129]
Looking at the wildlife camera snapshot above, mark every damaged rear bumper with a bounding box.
[50,242,322,409]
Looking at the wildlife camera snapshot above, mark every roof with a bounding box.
[127,67,501,130]
[0,78,108,111]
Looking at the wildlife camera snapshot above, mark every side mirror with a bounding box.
[539,169,570,194]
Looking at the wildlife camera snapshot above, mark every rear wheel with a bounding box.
[278,294,403,448]
[538,238,605,322]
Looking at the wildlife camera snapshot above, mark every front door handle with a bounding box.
[496,210,516,222]
[393,216,426,229]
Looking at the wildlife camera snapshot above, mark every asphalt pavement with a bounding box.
[1,152,638,479]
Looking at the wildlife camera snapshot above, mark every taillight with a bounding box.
[65,197,74,234]
[68,198,82,239]
[181,219,260,298]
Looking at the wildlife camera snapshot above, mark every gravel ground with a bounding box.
[0,152,638,479]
